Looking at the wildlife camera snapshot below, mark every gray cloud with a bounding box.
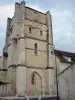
[50,7,75,52]
[27,0,75,53]
[0,0,75,55]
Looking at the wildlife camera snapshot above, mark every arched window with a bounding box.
[40,30,42,36]
[31,73,36,85]
[29,27,31,33]
[34,43,38,55]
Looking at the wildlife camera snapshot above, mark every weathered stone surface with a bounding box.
[7,67,16,96]
[0,0,55,97]
[0,95,58,100]
[58,63,75,100]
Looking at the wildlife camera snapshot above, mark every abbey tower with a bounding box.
[2,1,56,96]
[1,1,75,100]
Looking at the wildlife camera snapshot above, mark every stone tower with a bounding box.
[4,1,56,96]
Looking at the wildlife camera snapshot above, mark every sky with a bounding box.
[0,0,75,55]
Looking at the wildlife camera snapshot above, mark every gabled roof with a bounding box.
[54,50,75,56]
[54,50,75,62]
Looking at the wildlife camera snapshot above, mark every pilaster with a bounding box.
[16,2,27,96]
[46,11,56,95]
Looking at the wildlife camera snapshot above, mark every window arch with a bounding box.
[31,72,42,85]
[31,73,36,85]
[34,43,38,55]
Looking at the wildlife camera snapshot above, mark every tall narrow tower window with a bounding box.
[31,73,36,85]
[34,43,38,55]
[40,30,42,36]
[29,27,31,33]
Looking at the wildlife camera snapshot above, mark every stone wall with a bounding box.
[58,63,75,100]
[56,56,70,74]
[7,67,16,96]
[25,7,46,25]
[25,19,47,41]
[0,71,7,83]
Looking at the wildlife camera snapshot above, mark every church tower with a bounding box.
[5,1,56,96]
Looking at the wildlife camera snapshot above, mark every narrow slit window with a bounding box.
[40,30,42,36]
[31,73,36,85]
[29,27,31,33]
[34,43,38,55]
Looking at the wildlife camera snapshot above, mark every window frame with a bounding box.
[34,43,38,56]
[40,30,43,36]
[31,73,36,85]
[29,26,32,33]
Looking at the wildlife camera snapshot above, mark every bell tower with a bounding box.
[6,0,56,96]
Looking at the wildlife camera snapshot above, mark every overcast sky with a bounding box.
[0,0,75,55]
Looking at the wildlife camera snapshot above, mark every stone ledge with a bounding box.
[0,95,60,100]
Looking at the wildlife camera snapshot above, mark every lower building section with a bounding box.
[16,66,46,96]
[16,66,27,96]
[16,66,56,96]
[0,65,56,97]
[7,66,16,96]
[45,69,56,95]
[26,68,45,96]
[0,83,7,97]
